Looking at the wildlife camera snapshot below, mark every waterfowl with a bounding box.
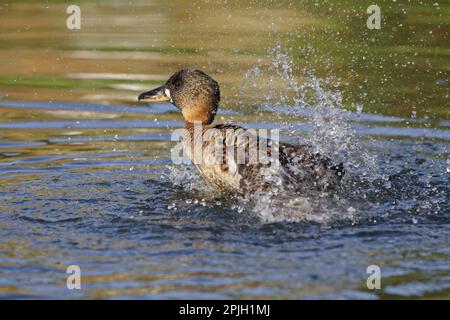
[138,69,344,195]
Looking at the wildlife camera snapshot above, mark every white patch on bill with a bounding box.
[165,88,173,102]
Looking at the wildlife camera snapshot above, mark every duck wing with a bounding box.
[199,124,344,193]
[278,142,345,190]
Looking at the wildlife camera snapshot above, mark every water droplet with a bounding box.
[356,103,363,114]
[167,203,176,210]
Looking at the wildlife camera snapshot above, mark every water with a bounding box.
[1,94,448,298]
[0,0,449,299]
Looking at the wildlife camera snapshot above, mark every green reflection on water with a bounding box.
[0,0,448,120]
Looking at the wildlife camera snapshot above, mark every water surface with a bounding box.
[0,0,449,299]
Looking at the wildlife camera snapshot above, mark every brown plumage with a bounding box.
[138,69,344,195]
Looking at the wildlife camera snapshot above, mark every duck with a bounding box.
[138,69,344,195]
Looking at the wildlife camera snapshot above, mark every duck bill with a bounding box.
[138,85,170,102]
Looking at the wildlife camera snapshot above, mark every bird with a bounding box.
[138,69,344,196]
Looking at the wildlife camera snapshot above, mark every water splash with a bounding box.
[241,44,382,180]
[236,44,390,223]
[162,44,382,224]
[161,164,210,193]
[161,44,447,225]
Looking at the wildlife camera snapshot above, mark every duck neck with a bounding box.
[184,120,212,133]
[183,121,211,162]
[182,110,215,125]
[179,98,217,125]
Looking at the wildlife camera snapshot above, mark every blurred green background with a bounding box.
[0,0,448,120]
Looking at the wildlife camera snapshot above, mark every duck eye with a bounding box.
[170,72,184,89]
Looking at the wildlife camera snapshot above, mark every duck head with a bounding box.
[138,69,220,124]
